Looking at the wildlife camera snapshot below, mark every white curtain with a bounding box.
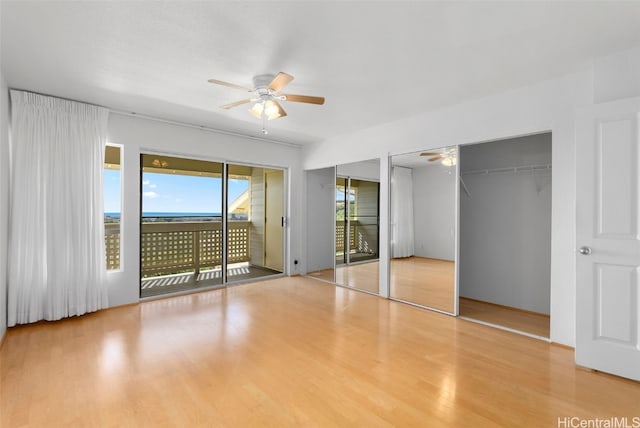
[8,91,109,326]
[391,166,415,258]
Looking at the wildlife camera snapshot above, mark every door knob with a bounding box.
[579,246,592,255]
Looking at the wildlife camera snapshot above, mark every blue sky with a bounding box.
[104,171,249,213]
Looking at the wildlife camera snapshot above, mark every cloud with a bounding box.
[143,191,158,199]
[143,180,150,186]
[148,184,157,188]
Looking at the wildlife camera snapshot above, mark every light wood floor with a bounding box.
[2,276,639,427]
[459,297,551,338]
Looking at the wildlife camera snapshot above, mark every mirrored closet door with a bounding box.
[389,148,458,314]
[335,160,380,294]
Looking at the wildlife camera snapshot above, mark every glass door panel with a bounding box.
[140,154,223,298]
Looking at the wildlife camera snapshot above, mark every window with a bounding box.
[104,145,122,270]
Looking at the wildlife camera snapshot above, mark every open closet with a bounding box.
[458,133,552,338]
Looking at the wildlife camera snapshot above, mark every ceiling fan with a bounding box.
[420,148,457,166]
[208,72,325,134]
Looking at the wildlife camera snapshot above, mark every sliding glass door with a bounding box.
[140,154,285,298]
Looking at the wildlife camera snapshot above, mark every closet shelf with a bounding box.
[461,163,552,176]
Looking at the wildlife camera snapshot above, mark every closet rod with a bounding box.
[461,163,552,177]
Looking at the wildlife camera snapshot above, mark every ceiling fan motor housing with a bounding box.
[253,74,276,90]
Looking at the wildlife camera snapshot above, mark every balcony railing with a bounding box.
[105,221,251,276]
[105,223,121,270]
[335,218,379,257]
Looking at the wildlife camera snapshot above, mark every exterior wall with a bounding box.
[249,168,264,267]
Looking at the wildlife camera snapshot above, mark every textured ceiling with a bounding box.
[2,1,640,146]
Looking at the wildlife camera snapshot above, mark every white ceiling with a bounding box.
[2,1,640,147]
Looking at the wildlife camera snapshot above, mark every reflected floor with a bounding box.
[307,262,380,294]
[459,297,550,338]
[306,268,335,283]
[390,257,455,313]
[141,262,281,298]
[336,261,379,293]
[336,251,379,265]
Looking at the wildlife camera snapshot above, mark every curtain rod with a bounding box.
[9,87,303,149]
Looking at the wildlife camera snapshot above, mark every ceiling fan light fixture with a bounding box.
[264,100,282,120]
[248,101,264,119]
[248,99,285,121]
[441,157,457,167]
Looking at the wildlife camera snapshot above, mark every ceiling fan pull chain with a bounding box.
[262,105,268,134]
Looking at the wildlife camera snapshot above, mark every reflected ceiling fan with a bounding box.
[208,71,325,134]
[420,148,457,166]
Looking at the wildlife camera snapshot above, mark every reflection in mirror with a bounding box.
[389,148,457,313]
[335,160,380,294]
[304,167,336,283]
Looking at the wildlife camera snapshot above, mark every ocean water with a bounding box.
[105,212,222,218]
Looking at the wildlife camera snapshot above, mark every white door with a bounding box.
[576,97,640,381]
[264,170,284,271]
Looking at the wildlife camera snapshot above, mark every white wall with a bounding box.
[412,164,456,261]
[594,46,640,103]
[336,159,380,181]
[304,167,335,273]
[459,170,552,315]
[0,70,9,344]
[303,67,592,346]
[106,113,303,307]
